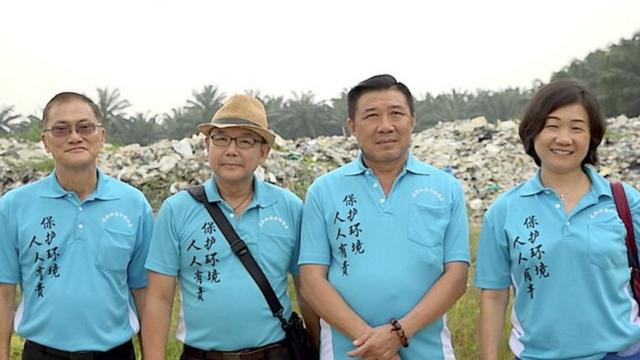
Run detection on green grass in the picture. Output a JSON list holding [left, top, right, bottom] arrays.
[[448, 228, 513, 359], [8, 228, 512, 359]]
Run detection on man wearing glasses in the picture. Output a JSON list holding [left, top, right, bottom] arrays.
[[0, 92, 154, 359], [142, 94, 318, 359]]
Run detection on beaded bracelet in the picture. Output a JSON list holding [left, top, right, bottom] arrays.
[[389, 318, 409, 348]]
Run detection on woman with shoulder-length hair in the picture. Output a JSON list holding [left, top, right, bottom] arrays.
[[475, 78, 640, 360]]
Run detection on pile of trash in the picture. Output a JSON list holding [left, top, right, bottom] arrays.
[[2, 115, 639, 225]]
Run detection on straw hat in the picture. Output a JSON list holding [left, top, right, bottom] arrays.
[[197, 94, 275, 145]]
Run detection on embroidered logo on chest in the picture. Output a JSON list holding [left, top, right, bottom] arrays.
[[589, 207, 616, 220], [101, 211, 133, 228], [411, 187, 444, 202], [259, 215, 289, 230]]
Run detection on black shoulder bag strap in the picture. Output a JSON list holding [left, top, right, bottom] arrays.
[[187, 185, 289, 329]]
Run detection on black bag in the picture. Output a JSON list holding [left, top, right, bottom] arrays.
[[188, 186, 318, 360], [283, 311, 317, 360]]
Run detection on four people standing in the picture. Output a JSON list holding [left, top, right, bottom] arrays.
[[1, 77, 639, 360]]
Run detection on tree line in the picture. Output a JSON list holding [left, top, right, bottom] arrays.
[[1, 31, 638, 145]]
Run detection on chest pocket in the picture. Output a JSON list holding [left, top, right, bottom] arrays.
[[408, 202, 449, 248], [96, 228, 134, 272], [256, 231, 296, 278], [587, 222, 627, 270]]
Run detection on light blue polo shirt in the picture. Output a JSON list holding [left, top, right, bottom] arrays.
[[0, 169, 154, 351], [475, 166, 640, 360], [299, 152, 470, 360], [145, 176, 302, 351]]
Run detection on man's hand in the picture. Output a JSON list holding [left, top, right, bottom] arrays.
[[347, 324, 402, 359]]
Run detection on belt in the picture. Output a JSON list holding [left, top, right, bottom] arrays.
[[183, 340, 289, 360], [24, 340, 132, 360]]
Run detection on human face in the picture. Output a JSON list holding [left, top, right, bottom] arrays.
[[41, 99, 105, 172], [347, 89, 415, 170], [533, 103, 590, 176], [205, 127, 270, 187]]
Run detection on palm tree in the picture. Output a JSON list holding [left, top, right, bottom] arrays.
[[328, 90, 348, 136], [433, 89, 476, 122], [186, 85, 225, 122], [471, 88, 530, 122], [124, 113, 162, 145], [11, 114, 42, 142], [0, 105, 21, 135], [276, 91, 339, 139], [415, 90, 476, 127], [96, 87, 131, 130], [108, 112, 162, 145], [162, 107, 194, 140], [261, 95, 285, 135], [415, 93, 439, 131]]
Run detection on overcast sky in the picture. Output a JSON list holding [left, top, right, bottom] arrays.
[[1, 0, 638, 117]]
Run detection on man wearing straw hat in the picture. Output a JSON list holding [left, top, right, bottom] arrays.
[[142, 94, 318, 359]]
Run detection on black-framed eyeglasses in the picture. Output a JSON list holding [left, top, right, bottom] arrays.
[[43, 121, 102, 138], [209, 134, 264, 149]]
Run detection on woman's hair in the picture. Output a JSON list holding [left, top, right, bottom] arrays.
[[519, 78, 606, 166]]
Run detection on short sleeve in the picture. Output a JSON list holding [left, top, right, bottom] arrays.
[[145, 199, 181, 276]]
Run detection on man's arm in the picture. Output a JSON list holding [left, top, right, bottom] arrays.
[[348, 261, 469, 359], [132, 288, 146, 321], [300, 264, 371, 340], [479, 288, 510, 360], [293, 276, 320, 349], [0, 284, 16, 360], [141, 272, 176, 360], [131, 287, 146, 357]]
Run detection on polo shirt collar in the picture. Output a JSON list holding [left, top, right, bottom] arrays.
[[39, 168, 119, 200], [204, 175, 277, 209], [405, 152, 431, 175], [344, 151, 430, 176], [584, 166, 612, 199], [519, 166, 611, 199], [343, 153, 368, 176], [519, 171, 546, 197]]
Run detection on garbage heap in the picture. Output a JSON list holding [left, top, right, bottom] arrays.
[[1, 115, 639, 226]]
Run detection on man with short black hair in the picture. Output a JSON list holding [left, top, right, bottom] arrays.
[[0, 92, 154, 360], [299, 74, 470, 359]]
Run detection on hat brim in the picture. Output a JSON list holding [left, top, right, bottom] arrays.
[[197, 122, 276, 146]]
